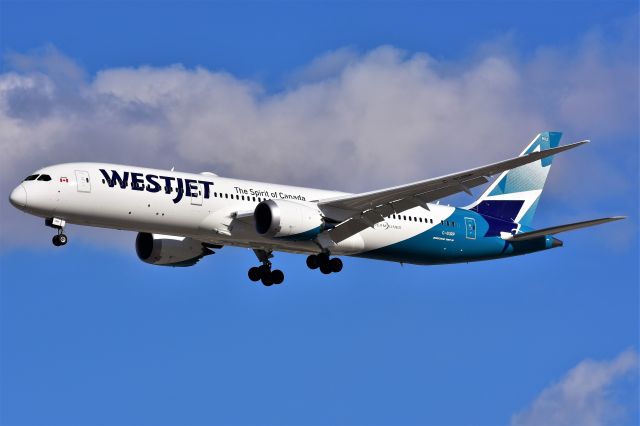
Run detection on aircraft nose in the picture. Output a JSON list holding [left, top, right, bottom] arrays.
[[9, 184, 27, 208]]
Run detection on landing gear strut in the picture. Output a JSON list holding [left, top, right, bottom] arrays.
[[306, 253, 343, 274], [248, 249, 284, 286], [46, 217, 68, 247]]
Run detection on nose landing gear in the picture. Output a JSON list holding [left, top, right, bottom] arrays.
[[52, 233, 68, 247], [46, 217, 68, 247], [248, 249, 285, 286], [306, 253, 343, 274]]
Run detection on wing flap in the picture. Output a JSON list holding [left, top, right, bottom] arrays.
[[329, 218, 372, 243]]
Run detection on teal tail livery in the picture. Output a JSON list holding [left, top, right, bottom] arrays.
[[8, 131, 626, 286], [467, 131, 562, 228]]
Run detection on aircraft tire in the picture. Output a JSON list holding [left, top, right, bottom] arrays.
[[261, 275, 274, 286], [320, 264, 332, 275], [306, 255, 319, 269], [248, 267, 261, 282], [317, 253, 330, 268], [329, 258, 343, 273], [52, 235, 61, 246], [58, 234, 68, 245], [271, 269, 284, 284], [258, 264, 271, 278]]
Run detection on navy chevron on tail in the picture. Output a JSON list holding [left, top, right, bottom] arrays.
[[467, 131, 565, 227]]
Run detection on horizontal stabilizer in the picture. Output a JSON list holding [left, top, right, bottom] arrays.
[[507, 216, 625, 241]]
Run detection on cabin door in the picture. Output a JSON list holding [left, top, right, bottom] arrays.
[[75, 170, 91, 193], [191, 183, 203, 206], [464, 217, 476, 240]]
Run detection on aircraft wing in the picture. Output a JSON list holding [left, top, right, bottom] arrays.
[[505, 216, 625, 241], [317, 140, 588, 244]]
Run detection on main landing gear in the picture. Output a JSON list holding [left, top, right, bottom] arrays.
[[248, 249, 285, 286], [46, 217, 68, 247], [306, 253, 343, 274]]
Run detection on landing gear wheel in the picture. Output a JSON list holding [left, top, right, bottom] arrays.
[[317, 253, 330, 268], [52, 235, 61, 246], [261, 275, 274, 286], [251, 249, 284, 286], [329, 257, 343, 273], [258, 264, 271, 279], [320, 263, 332, 274], [271, 269, 285, 285], [248, 267, 261, 282], [306, 255, 319, 270], [58, 234, 68, 246]]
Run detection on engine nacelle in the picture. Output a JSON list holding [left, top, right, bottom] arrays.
[[135, 233, 213, 267], [254, 199, 325, 240]]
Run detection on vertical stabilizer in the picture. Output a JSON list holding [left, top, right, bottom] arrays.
[[468, 131, 562, 226]]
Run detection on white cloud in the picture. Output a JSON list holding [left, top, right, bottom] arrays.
[[0, 20, 637, 248], [511, 349, 639, 426]]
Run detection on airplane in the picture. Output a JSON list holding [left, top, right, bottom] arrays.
[[9, 132, 624, 286]]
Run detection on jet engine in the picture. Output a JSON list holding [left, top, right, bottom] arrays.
[[254, 199, 325, 240], [135, 232, 214, 266]]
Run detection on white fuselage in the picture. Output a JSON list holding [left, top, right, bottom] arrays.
[[12, 162, 456, 258]]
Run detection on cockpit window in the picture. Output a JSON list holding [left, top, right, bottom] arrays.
[[24, 174, 39, 181], [37, 174, 52, 181]]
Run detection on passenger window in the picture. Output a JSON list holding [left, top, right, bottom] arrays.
[[37, 174, 51, 181], [403, 215, 406, 221], [430, 219, 433, 224]]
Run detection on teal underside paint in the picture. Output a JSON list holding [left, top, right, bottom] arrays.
[[276, 225, 323, 241], [357, 208, 557, 265]]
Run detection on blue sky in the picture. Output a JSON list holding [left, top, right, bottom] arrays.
[[1, 1, 638, 425]]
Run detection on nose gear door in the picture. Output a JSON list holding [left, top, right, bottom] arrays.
[[75, 170, 91, 193], [464, 217, 476, 240]]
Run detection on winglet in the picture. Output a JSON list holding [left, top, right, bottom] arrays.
[[537, 139, 588, 157]]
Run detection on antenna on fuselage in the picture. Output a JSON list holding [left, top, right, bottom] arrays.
[[171, 167, 175, 171]]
